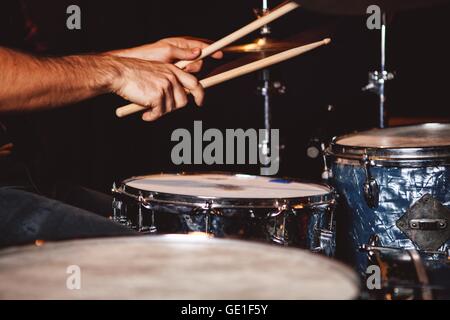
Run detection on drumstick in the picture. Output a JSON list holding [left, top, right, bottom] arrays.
[[175, 1, 300, 69], [116, 38, 331, 118]]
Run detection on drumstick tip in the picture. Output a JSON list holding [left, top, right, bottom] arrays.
[[116, 109, 125, 118], [323, 38, 331, 45]]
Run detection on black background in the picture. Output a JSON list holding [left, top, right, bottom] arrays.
[[1, 0, 449, 194]]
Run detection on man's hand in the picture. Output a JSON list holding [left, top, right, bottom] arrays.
[[0, 45, 208, 122], [110, 37, 223, 73], [111, 58, 204, 122]]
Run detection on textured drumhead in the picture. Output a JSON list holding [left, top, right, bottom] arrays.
[[337, 123, 450, 148], [125, 173, 330, 198], [0, 235, 359, 300]]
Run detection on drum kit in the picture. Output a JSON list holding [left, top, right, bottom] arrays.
[[1, 0, 449, 300]]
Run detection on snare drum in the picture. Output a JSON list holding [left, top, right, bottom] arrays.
[[112, 173, 336, 255], [328, 124, 450, 274]]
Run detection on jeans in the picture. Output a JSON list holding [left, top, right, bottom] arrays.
[[0, 187, 136, 248]]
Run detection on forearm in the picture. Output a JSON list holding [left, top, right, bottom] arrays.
[[0, 47, 120, 113]]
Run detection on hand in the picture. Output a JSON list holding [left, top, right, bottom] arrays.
[[110, 37, 223, 73], [0, 143, 13, 158], [111, 57, 204, 122]]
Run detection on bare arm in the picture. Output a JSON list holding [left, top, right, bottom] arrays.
[[0, 47, 118, 112], [0, 45, 205, 121]]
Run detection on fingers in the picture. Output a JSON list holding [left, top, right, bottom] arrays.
[[141, 68, 203, 122], [141, 94, 164, 122], [169, 65, 204, 107], [141, 69, 192, 122], [180, 38, 224, 60], [211, 50, 224, 59], [142, 109, 162, 122], [169, 45, 202, 62], [184, 60, 203, 73]]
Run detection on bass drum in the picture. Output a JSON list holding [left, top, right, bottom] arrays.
[[112, 173, 337, 255]]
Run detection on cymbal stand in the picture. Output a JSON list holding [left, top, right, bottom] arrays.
[[257, 0, 285, 175], [363, 12, 394, 128]]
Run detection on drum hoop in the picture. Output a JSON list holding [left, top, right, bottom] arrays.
[[327, 144, 450, 167], [117, 172, 335, 210], [327, 123, 450, 167]]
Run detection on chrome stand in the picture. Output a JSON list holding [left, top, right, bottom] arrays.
[[257, 1, 285, 175], [363, 12, 394, 128]]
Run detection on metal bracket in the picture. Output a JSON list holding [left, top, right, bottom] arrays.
[[257, 81, 286, 96], [362, 155, 379, 208], [362, 70, 395, 94], [396, 194, 450, 251]]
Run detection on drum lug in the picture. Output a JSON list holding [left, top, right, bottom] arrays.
[[362, 155, 379, 208], [111, 188, 132, 227], [138, 194, 157, 233], [269, 202, 290, 218], [312, 229, 335, 256], [268, 204, 291, 245], [111, 200, 133, 229]]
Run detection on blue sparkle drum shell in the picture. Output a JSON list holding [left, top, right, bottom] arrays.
[[327, 124, 450, 275]]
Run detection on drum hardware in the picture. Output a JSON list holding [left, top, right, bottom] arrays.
[[190, 200, 223, 234], [138, 193, 157, 233], [301, 0, 450, 128], [111, 183, 133, 228], [396, 194, 450, 251], [314, 228, 335, 256], [360, 237, 442, 300], [304, 105, 336, 180], [407, 249, 433, 300], [360, 235, 449, 257], [321, 142, 333, 180], [269, 211, 288, 245], [256, 1, 283, 176], [312, 202, 336, 255], [257, 79, 286, 96], [362, 154, 379, 208], [361, 11, 394, 128]]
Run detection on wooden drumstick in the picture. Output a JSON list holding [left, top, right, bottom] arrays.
[[116, 38, 331, 118], [175, 1, 300, 69]]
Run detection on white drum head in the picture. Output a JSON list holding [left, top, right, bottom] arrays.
[[124, 173, 330, 199], [336, 123, 450, 148], [0, 235, 359, 300]]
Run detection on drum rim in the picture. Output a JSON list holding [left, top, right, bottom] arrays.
[[327, 123, 450, 166], [116, 172, 336, 209]]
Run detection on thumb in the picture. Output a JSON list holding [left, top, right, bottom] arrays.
[[170, 46, 201, 61]]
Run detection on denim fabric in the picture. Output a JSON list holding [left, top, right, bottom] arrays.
[[0, 187, 137, 248]]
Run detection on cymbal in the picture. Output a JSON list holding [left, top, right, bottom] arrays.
[[0, 235, 360, 299], [298, 0, 450, 15], [224, 37, 307, 54], [211, 25, 335, 76]]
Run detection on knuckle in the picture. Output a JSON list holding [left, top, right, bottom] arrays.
[[180, 96, 189, 106], [159, 78, 171, 90], [166, 73, 177, 83]]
